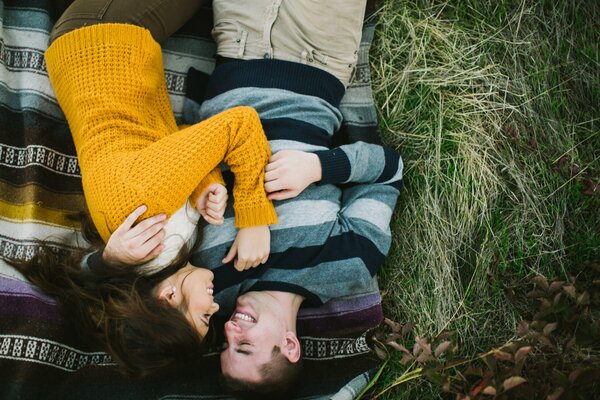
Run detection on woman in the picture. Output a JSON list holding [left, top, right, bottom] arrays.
[[13, 0, 276, 377]]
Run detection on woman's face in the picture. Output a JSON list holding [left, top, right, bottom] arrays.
[[156, 263, 220, 337]]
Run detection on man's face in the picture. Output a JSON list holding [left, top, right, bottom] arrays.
[[220, 292, 287, 382]]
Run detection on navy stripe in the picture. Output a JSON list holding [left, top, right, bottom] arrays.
[[332, 124, 381, 147], [315, 149, 351, 184], [376, 147, 401, 183], [208, 231, 384, 292], [262, 118, 331, 147], [205, 59, 345, 107], [390, 179, 404, 191]]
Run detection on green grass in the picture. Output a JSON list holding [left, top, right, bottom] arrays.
[[369, 0, 599, 398]]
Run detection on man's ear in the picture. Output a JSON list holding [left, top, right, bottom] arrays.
[[283, 332, 301, 363]]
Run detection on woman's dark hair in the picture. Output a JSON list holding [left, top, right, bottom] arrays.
[[9, 213, 206, 377]]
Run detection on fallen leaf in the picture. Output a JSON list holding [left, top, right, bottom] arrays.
[[502, 376, 527, 391]]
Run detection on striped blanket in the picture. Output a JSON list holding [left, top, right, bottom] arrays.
[[0, 1, 384, 398]]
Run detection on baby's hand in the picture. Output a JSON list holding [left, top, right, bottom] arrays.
[[103, 205, 166, 265], [222, 226, 270, 271], [196, 183, 228, 225]]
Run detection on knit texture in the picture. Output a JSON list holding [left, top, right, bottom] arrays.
[[44, 24, 277, 242]]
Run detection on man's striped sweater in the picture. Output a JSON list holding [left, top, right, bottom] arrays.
[[185, 59, 403, 315]]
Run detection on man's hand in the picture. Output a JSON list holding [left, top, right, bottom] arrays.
[[103, 205, 166, 265], [222, 225, 270, 271], [196, 183, 228, 224], [264, 150, 322, 200]]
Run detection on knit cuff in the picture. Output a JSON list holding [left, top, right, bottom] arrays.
[[314, 149, 352, 184], [189, 168, 226, 207], [234, 202, 278, 228]]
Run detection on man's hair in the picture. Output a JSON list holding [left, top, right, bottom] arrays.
[[221, 345, 304, 400]]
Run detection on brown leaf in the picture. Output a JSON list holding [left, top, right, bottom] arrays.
[[470, 376, 491, 397], [570, 163, 581, 176], [386, 333, 402, 342], [564, 335, 576, 352], [553, 292, 563, 306], [412, 342, 421, 357], [415, 336, 432, 355], [493, 351, 513, 362], [482, 386, 496, 396], [547, 387, 565, 400], [517, 320, 530, 337], [577, 291, 590, 306], [562, 285, 577, 299], [434, 341, 452, 358], [529, 137, 539, 150], [582, 177, 599, 196], [543, 322, 559, 336], [442, 381, 452, 392], [527, 289, 546, 298], [374, 344, 388, 360], [557, 155, 570, 168], [568, 368, 584, 383], [548, 280, 565, 293], [415, 352, 434, 363], [514, 346, 533, 363], [384, 318, 402, 333], [386, 341, 410, 354], [400, 354, 414, 365], [387, 341, 411, 355], [401, 322, 416, 337], [502, 376, 527, 391], [435, 330, 453, 341], [539, 298, 552, 310], [531, 275, 549, 291], [538, 335, 555, 349]]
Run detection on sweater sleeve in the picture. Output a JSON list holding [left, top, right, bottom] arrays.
[[314, 141, 403, 189]]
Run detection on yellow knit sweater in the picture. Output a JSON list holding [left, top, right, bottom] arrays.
[[45, 24, 277, 242]]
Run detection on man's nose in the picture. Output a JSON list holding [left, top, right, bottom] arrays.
[[224, 320, 242, 336]]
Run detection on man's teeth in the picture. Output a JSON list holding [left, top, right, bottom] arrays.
[[234, 312, 255, 322], [207, 288, 214, 295]]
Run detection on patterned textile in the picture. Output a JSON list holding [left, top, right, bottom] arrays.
[[0, 1, 384, 398]]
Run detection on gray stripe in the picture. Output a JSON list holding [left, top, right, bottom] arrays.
[[0, 83, 63, 120], [197, 87, 342, 132]]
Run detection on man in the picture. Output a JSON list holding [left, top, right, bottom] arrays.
[[196, 143, 402, 397]]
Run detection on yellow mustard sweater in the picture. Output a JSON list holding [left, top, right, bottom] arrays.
[[44, 24, 277, 242]]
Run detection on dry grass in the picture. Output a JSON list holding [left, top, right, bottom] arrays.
[[370, 1, 599, 398]]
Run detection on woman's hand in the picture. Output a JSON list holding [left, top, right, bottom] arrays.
[[196, 183, 228, 224], [221, 225, 270, 271], [102, 205, 166, 265], [264, 150, 322, 200]]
